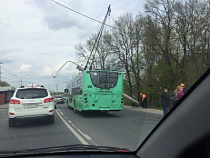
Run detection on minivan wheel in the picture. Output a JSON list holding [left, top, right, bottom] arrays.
[[49, 115, 54, 124], [9, 118, 15, 127]]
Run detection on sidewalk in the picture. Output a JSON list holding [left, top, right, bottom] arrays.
[[0, 104, 8, 109], [124, 105, 163, 115]]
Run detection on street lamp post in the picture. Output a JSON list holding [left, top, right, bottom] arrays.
[[0, 62, 3, 81], [53, 60, 83, 78], [12, 74, 22, 87]]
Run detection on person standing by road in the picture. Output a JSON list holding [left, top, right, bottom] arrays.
[[140, 92, 147, 108], [180, 83, 187, 94], [177, 86, 184, 100], [161, 88, 170, 116], [143, 93, 147, 108], [171, 86, 181, 108]]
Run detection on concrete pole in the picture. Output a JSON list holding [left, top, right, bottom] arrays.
[[122, 93, 140, 106]]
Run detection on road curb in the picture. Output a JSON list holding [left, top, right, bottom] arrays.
[[124, 105, 163, 115], [0, 104, 8, 109]]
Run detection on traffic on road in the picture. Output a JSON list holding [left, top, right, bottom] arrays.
[[0, 103, 162, 151]]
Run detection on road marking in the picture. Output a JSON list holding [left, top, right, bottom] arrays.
[[71, 124, 92, 140], [68, 120, 72, 124], [57, 108, 64, 115], [77, 129, 92, 140], [56, 109, 88, 145]]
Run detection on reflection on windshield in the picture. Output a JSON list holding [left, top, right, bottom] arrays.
[[0, 0, 208, 155]]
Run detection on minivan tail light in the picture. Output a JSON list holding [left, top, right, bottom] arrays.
[[9, 99, 20, 104], [44, 98, 54, 103]]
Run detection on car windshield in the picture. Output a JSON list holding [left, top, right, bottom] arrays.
[[0, 0, 209, 155]]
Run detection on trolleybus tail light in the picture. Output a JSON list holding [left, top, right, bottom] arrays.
[[85, 100, 88, 103], [9, 99, 20, 104], [92, 104, 95, 106], [121, 97, 124, 103], [49, 110, 54, 113], [84, 93, 87, 96], [9, 112, 15, 115]]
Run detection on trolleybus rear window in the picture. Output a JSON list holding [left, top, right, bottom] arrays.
[[89, 71, 119, 89]]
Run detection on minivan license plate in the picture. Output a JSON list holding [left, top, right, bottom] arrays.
[[24, 105, 38, 108]]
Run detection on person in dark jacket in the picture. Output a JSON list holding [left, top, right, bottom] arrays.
[[161, 88, 170, 116]]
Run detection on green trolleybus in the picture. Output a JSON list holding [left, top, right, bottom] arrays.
[[65, 70, 124, 113]]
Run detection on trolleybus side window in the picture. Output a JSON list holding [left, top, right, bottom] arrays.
[[72, 87, 82, 95]]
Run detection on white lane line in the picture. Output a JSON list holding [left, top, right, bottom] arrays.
[[57, 108, 64, 115], [57, 109, 64, 115], [68, 120, 72, 124], [77, 129, 92, 140], [71, 124, 91, 140], [56, 109, 89, 145]]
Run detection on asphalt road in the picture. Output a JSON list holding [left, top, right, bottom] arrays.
[[0, 104, 162, 151]]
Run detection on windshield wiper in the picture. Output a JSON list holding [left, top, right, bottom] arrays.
[[47, 144, 131, 152], [0, 144, 131, 156]]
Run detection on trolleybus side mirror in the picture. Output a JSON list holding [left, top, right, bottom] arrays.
[[64, 89, 69, 93]]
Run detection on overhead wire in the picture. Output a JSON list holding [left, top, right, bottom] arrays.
[[84, 5, 111, 70], [50, 0, 120, 31]]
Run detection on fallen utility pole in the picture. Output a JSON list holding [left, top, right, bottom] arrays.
[[122, 93, 140, 106]]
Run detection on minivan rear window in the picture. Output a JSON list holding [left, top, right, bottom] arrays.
[[16, 89, 48, 99]]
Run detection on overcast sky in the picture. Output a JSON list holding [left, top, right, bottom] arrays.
[[0, 0, 146, 92]]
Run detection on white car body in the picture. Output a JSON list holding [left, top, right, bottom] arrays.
[[8, 86, 55, 127]]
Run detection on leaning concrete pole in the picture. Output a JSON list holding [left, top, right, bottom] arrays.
[[122, 93, 140, 106]]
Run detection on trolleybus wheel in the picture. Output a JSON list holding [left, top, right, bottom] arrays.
[[74, 101, 77, 113]]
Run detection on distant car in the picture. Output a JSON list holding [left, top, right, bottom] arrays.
[[54, 96, 65, 104], [8, 85, 55, 127]]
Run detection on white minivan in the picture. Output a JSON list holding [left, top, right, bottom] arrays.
[[8, 85, 55, 127]]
